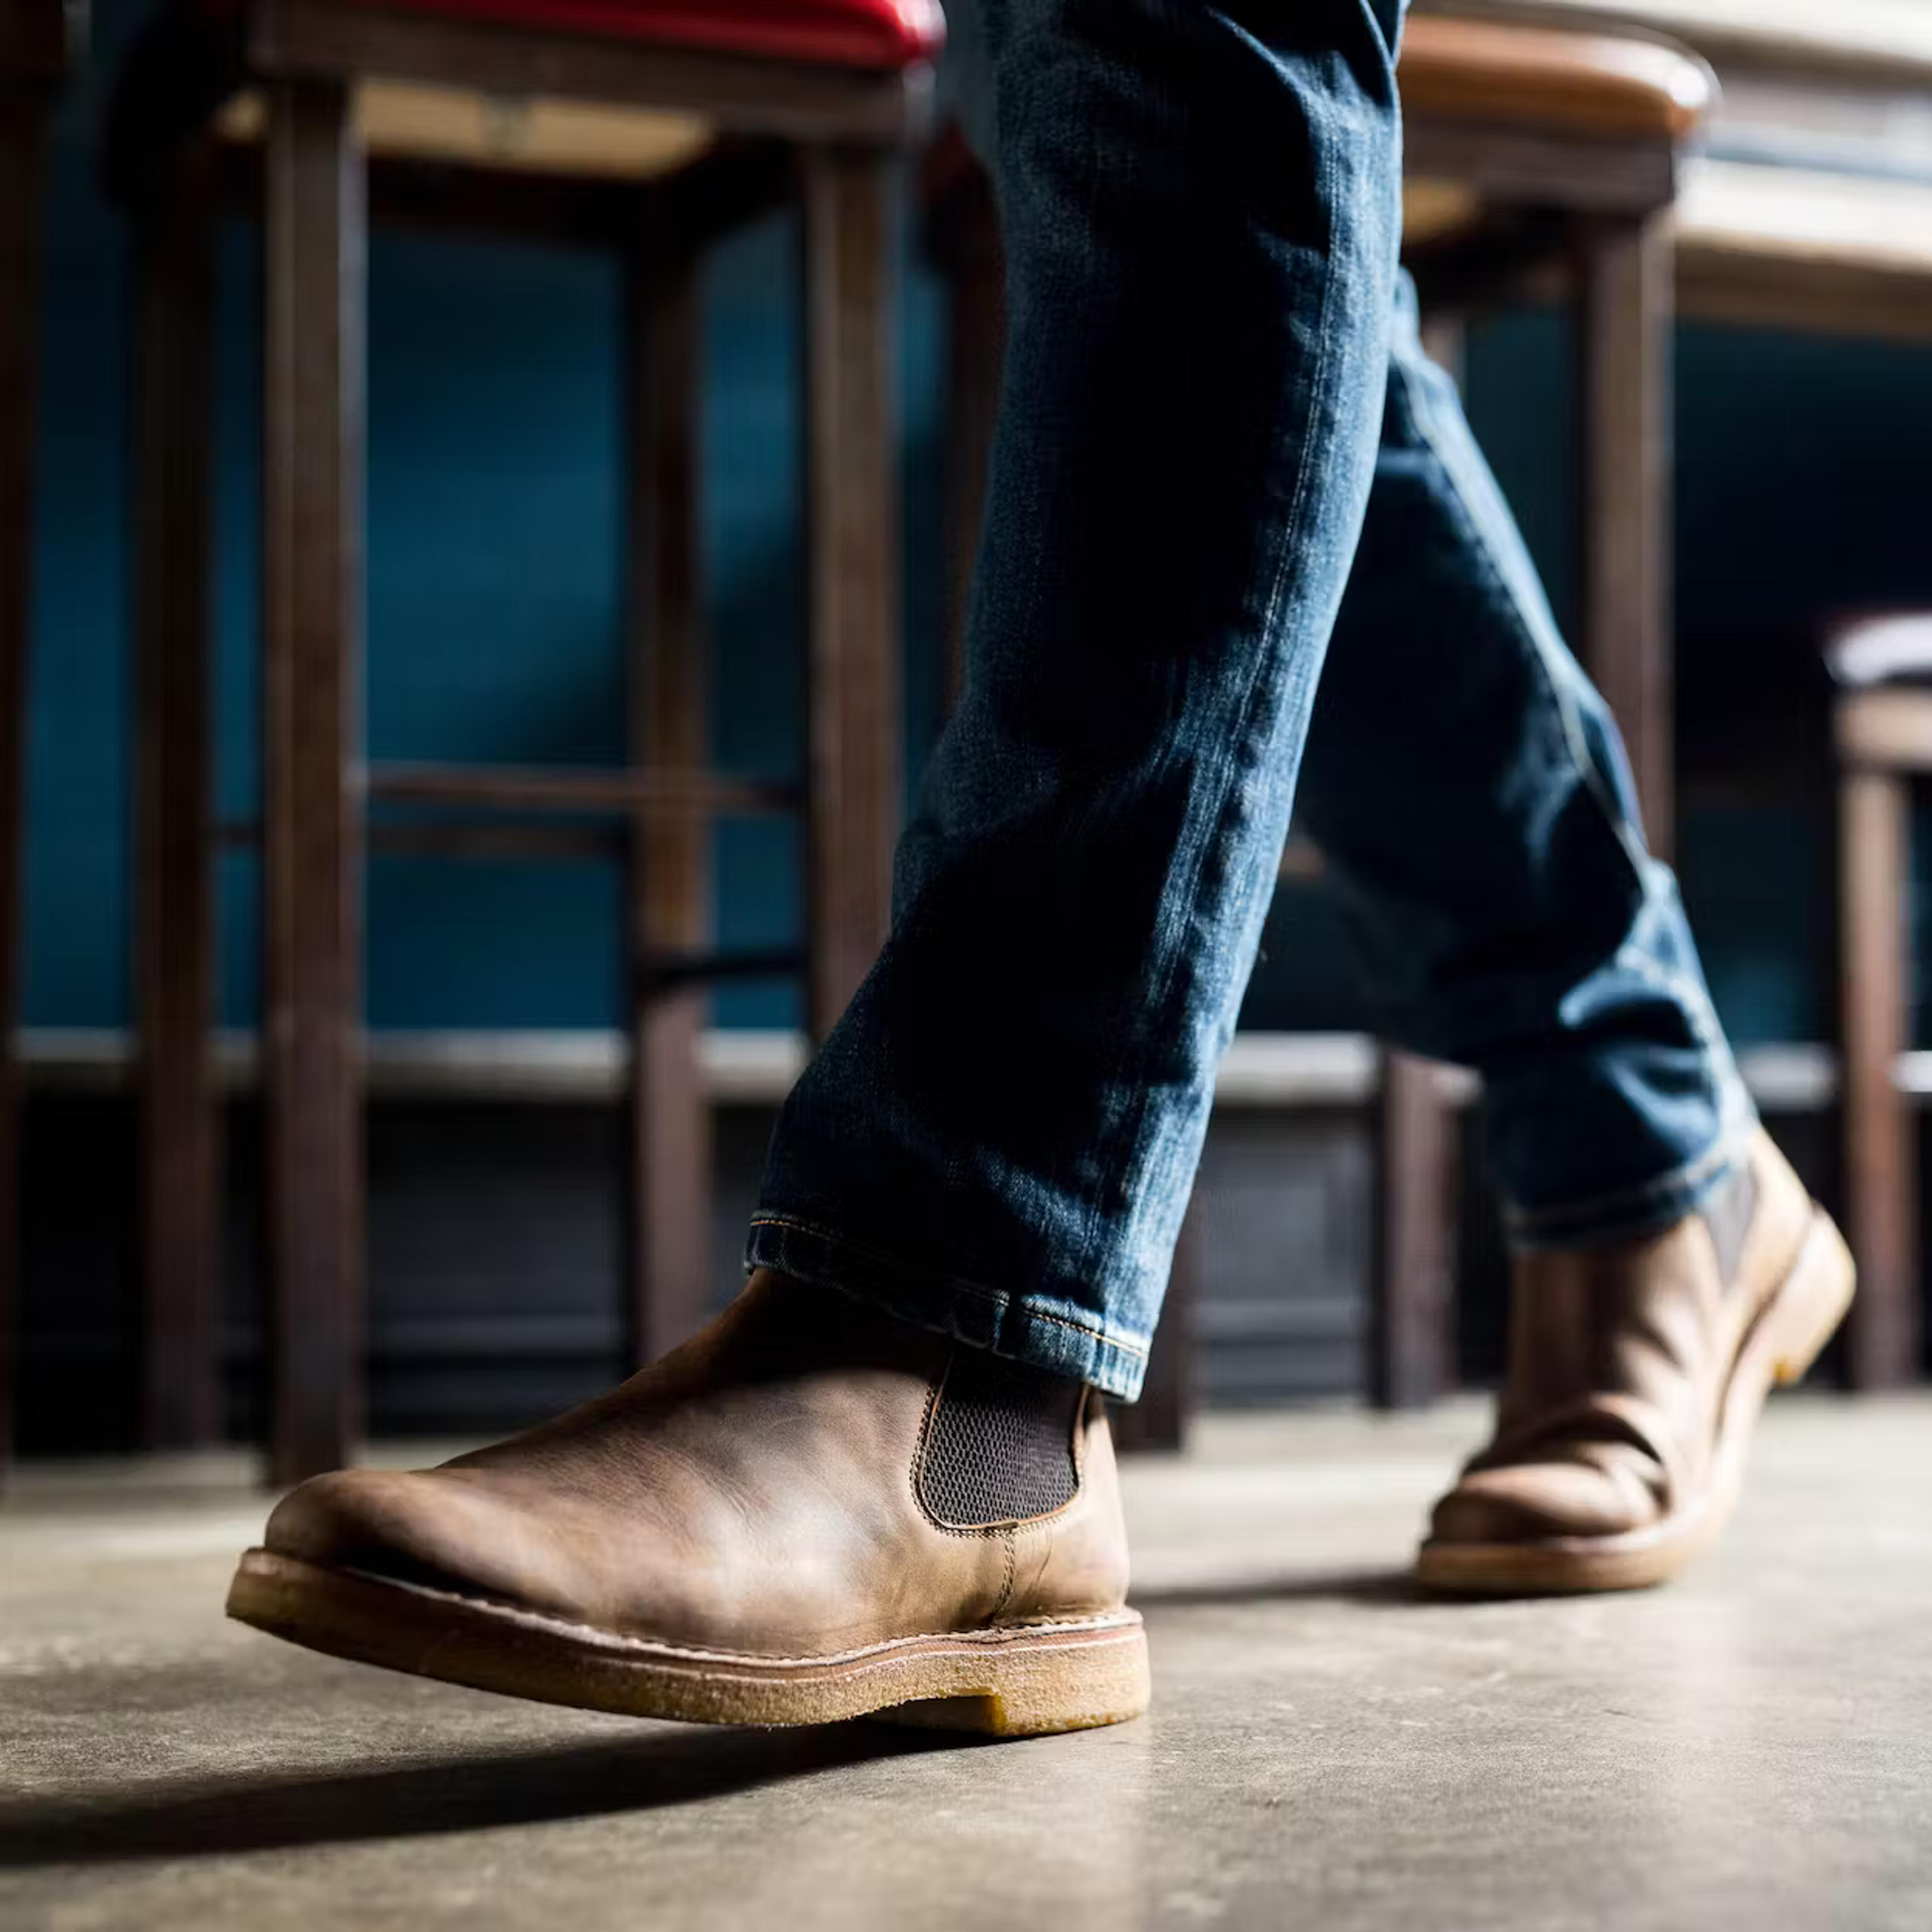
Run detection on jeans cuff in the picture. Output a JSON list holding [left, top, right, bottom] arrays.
[[743, 1214, 1152, 1400], [1501, 1112, 1759, 1251]]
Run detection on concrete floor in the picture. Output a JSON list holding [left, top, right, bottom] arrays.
[[5, 1397, 1930, 1932]]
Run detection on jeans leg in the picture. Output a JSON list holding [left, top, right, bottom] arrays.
[[749, 0, 1406, 1396], [1296, 278, 1757, 1249]]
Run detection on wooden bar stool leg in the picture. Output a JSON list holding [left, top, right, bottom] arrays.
[[623, 231, 711, 1365], [0, 88, 48, 1481], [1366, 311, 1465, 1415], [1371, 1048, 1458, 1408], [1840, 767, 1919, 1388], [1576, 208, 1673, 852], [134, 148, 223, 1448], [800, 145, 898, 1040], [261, 79, 365, 1483]]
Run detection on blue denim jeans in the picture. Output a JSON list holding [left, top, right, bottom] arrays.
[[746, 0, 1755, 1398]]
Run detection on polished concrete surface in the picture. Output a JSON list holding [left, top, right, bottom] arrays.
[[5, 1396, 1930, 1931]]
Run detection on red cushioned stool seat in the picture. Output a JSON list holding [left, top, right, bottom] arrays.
[[344, 0, 945, 69]]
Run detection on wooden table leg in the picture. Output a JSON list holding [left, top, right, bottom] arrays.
[[261, 79, 365, 1483], [1840, 767, 1920, 1388], [134, 147, 222, 1449], [1576, 209, 1673, 854], [1371, 1048, 1458, 1409], [623, 230, 711, 1366], [799, 145, 899, 1040], [0, 90, 47, 1482]]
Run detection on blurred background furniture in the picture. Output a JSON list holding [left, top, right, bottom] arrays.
[[1420, 2, 1932, 351], [1828, 613, 1932, 1392], [107, 0, 937, 1481], [9, 3, 1928, 1469], [925, 11, 1714, 1433], [0, 0, 81, 1482]]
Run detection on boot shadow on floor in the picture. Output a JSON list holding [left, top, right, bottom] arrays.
[[0, 1722, 983, 1868], [1129, 1566, 1417, 1612]]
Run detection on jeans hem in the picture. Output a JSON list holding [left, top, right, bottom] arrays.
[[1501, 1110, 1758, 1251], [743, 1215, 1152, 1401]]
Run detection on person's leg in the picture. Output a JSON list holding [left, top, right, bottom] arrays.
[[1297, 277, 1754, 1237], [750, 0, 1407, 1399], [1296, 284, 1853, 1593], [226, 0, 1410, 1729]]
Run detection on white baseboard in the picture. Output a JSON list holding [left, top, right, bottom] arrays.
[[8, 1026, 1860, 1111]]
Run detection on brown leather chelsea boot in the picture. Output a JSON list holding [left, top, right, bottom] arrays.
[[1417, 1127, 1854, 1595], [226, 1272, 1148, 1736]]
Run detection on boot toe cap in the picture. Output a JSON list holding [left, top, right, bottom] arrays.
[[265, 1468, 536, 1602], [1428, 1460, 1653, 1548]]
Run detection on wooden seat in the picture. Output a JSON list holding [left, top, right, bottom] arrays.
[[109, 0, 932, 1481], [1400, 16, 1712, 143], [1421, 2, 1932, 345]]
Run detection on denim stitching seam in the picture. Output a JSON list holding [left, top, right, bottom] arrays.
[[1502, 1128, 1749, 1238], [747, 1214, 1154, 1361]]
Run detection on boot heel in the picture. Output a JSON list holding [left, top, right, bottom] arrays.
[[1770, 1213, 1858, 1386], [874, 1621, 1151, 1738]]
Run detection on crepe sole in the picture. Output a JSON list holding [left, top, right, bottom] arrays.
[[227, 1550, 1150, 1737]]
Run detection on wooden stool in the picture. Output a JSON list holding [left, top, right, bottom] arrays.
[[1828, 614, 1932, 1389], [924, 12, 1711, 1423], [107, 0, 939, 1481], [0, 0, 79, 1482]]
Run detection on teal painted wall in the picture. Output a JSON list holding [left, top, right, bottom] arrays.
[[24, 3, 1932, 1050]]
